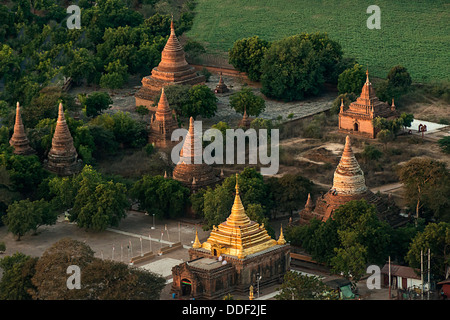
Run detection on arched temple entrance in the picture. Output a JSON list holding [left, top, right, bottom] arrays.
[[353, 122, 359, 132], [181, 278, 192, 296]]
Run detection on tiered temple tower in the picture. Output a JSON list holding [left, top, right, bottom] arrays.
[[172, 116, 218, 192], [299, 136, 404, 226], [135, 19, 205, 110], [171, 175, 290, 299], [44, 103, 82, 176], [9, 102, 35, 155], [148, 87, 179, 148], [339, 70, 398, 138]]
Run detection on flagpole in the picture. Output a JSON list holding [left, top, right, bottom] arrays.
[[149, 234, 152, 252], [130, 240, 133, 258], [388, 256, 391, 299]]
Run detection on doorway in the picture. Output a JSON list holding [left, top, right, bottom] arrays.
[[181, 279, 192, 296], [353, 122, 359, 132]]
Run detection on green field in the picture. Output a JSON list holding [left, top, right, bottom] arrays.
[[186, 0, 450, 82]]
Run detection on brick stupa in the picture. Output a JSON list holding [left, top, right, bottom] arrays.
[[214, 72, 229, 93], [44, 103, 82, 176], [9, 102, 35, 155], [135, 19, 205, 111], [238, 108, 251, 129], [299, 136, 404, 227], [172, 117, 218, 192], [339, 70, 398, 138], [148, 87, 179, 148]]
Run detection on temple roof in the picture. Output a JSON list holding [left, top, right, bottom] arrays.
[[332, 136, 367, 195], [359, 70, 377, 103], [199, 174, 278, 259]]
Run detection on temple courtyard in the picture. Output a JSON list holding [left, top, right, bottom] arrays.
[[0, 207, 392, 300]]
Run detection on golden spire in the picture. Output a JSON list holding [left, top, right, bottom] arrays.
[[226, 174, 251, 227], [192, 229, 201, 249], [198, 172, 277, 259], [249, 285, 254, 300], [277, 224, 286, 245]]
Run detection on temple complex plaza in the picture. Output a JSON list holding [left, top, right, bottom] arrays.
[[0, 200, 390, 300]]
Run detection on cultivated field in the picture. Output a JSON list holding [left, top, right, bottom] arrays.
[[186, 0, 450, 82]]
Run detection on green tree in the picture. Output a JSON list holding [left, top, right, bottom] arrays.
[[80, 91, 113, 118], [184, 39, 206, 60], [376, 129, 394, 150], [3, 199, 45, 240], [376, 65, 412, 102], [337, 64, 366, 95], [30, 238, 166, 300], [0, 152, 45, 194], [397, 158, 450, 222], [152, 85, 190, 117], [64, 48, 100, 85], [70, 166, 129, 231], [0, 252, 38, 300], [405, 222, 450, 280], [261, 35, 325, 101], [99, 59, 128, 91], [438, 136, 450, 154], [183, 84, 217, 119], [275, 271, 339, 300], [330, 230, 367, 282], [267, 174, 313, 217], [229, 87, 265, 117], [228, 36, 270, 81], [130, 174, 190, 219], [360, 144, 383, 164]]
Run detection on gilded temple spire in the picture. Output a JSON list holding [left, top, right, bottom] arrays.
[[277, 225, 286, 245], [192, 229, 202, 249]]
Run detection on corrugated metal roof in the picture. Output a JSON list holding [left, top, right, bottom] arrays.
[[381, 264, 421, 280]]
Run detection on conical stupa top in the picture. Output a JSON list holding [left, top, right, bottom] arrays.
[[277, 225, 286, 245], [50, 102, 76, 153], [12, 102, 26, 138], [163, 16, 183, 52], [305, 193, 314, 210], [158, 88, 170, 111], [10, 102, 34, 155], [179, 116, 201, 161], [192, 229, 202, 249], [155, 87, 173, 123], [332, 136, 367, 195], [226, 174, 251, 227], [359, 69, 377, 103]]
